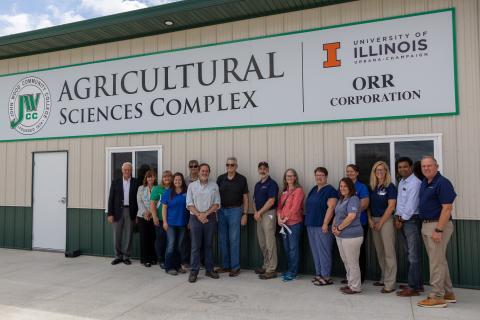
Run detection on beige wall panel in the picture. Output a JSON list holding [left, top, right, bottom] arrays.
[[364, 120, 386, 136], [185, 29, 199, 47], [427, 0, 452, 10], [404, 0, 427, 13], [35, 140, 48, 152], [361, 0, 383, 18], [5, 144, 16, 205], [248, 17, 266, 37], [116, 135, 131, 147], [304, 124, 325, 188], [143, 133, 158, 146], [386, 119, 409, 135], [27, 55, 39, 70], [91, 137, 105, 208], [323, 123, 345, 183], [285, 125, 306, 186], [48, 51, 60, 68], [105, 42, 118, 59], [79, 138, 93, 208], [156, 133, 172, 171], [68, 139, 81, 208], [200, 130, 218, 175], [265, 15, 284, 35], [129, 134, 144, 146], [321, 2, 342, 26], [93, 44, 107, 61], [14, 142, 26, 205], [70, 48, 82, 64], [46, 139, 58, 151], [283, 11, 302, 32], [232, 20, 249, 40], [157, 34, 172, 51], [340, 0, 362, 23], [343, 122, 364, 138], [302, 7, 321, 29], [59, 50, 71, 66], [143, 35, 158, 53], [201, 25, 217, 44], [24, 141, 36, 207], [216, 129, 234, 171], [170, 132, 186, 174], [216, 23, 233, 42], [131, 38, 144, 55], [185, 131, 201, 167], [0, 143, 6, 204], [248, 127, 267, 197], [233, 128, 251, 181], [38, 54, 48, 70], [266, 126, 285, 183], [8, 58, 17, 74], [118, 40, 132, 57], [408, 117, 432, 134], [17, 57, 28, 72], [0, 60, 9, 73]]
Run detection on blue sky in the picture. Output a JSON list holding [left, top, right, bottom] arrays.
[[0, 0, 179, 36]]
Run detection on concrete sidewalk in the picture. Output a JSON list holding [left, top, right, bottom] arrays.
[[0, 249, 478, 320]]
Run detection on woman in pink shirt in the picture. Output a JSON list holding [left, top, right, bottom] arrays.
[[277, 168, 305, 281]]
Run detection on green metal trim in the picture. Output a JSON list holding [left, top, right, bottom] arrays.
[[0, 206, 32, 250], [0, 8, 458, 143]]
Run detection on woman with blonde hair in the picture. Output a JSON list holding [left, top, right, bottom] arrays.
[[368, 161, 398, 293], [277, 168, 305, 281], [150, 170, 173, 269]]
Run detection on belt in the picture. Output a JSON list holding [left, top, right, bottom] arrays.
[[223, 205, 242, 209], [422, 219, 439, 223]]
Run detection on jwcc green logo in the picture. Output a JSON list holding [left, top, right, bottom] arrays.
[[8, 76, 51, 135]]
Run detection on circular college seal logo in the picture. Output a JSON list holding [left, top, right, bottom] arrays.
[[8, 76, 51, 135]]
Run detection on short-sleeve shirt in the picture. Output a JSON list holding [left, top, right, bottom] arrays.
[[253, 176, 279, 210], [186, 180, 221, 214], [161, 189, 189, 227], [369, 183, 397, 217], [304, 184, 338, 227], [354, 181, 369, 225], [150, 186, 167, 220], [217, 172, 249, 207], [419, 172, 456, 220], [334, 196, 363, 238]]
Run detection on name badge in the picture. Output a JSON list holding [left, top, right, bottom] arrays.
[[377, 190, 387, 196]]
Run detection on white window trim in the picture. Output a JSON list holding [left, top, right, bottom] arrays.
[[346, 134, 443, 179], [105, 145, 163, 212]]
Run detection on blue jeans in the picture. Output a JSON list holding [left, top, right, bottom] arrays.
[[165, 226, 186, 271], [282, 222, 303, 277], [154, 224, 167, 263], [218, 207, 242, 270], [190, 214, 217, 274], [307, 226, 333, 278], [401, 216, 423, 290]]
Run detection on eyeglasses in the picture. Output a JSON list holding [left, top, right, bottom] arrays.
[[189, 165, 198, 168], [226, 163, 236, 167]]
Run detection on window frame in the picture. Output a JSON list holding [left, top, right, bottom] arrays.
[[104, 145, 163, 212], [346, 133, 443, 182]]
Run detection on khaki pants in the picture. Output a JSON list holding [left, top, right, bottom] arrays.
[[371, 216, 397, 290], [256, 210, 278, 273], [422, 221, 454, 298], [336, 236, 363, 292]]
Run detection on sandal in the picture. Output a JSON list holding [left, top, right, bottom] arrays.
[[311, 276, 322, 283], [313, 277, 333, 286]]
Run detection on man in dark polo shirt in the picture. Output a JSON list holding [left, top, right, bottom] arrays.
[[253, 161, 279, 280], [417, 156, 457, 308], [215, 157, 249, 277]]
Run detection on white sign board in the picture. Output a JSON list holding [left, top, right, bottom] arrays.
[[0, 9, 457, 142]]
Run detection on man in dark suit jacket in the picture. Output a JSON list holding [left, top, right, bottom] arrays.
[[108, 162, 139, 265]]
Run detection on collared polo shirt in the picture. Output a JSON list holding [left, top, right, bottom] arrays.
[[369, 183, 397, 217], [419, 172, 456, 220], [161, 189, 189, 227], [304, 184, 338, 226], [354, 180, 369, 225], [334, 196, 363, 238], [186, 179, 221, 214], [150, 185, 167, 220], [253, 176, 279, 210], [217, 172, 249, 208]]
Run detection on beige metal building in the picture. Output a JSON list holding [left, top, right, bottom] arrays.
[[0, 0, 478, 288]]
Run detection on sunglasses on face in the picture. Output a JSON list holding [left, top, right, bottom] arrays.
[[226, 163, 236, 167], [189, 165, 198, 168]]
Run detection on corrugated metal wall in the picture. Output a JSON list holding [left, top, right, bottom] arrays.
[[0, 0, 479, 222]]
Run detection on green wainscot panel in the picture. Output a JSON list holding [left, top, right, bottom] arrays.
[[0, 206, 32, 250]]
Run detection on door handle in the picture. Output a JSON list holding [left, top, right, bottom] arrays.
[[59, 197, 67, 204]]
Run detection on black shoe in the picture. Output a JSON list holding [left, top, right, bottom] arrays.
[[151, 261, 158, 265], [144, 262, 151, 268], [188, 273, 198, 283], [229, 269, 240, 277], [159, 262, 165, 269], [341, 279, 348, 284], [123, 259, 132, 265], [254, 268, 266, 275], [205, 271, 219, 279], [259, 272, 277, 280], [111, 258, 123, 265]]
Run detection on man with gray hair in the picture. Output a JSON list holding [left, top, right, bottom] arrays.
[[216, 157, 249, 277], [107, 162, 139, 265]]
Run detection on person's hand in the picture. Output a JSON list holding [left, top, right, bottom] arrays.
[[153, 217, 160, 226], [373, 221, 383, 231], [163, 221, 168, 231], [254, 211, 261, 222], [368, 219, 375, 229], [135, 217, 139, 224], [277, 218, 283, 227], [394, 219, 403, 230], [432, 230, 443, 243], [197, 212, 208, 224], [107, 216, 114, 224], [144, 211, 151, 221], [321, 224, 329, 233], [241, 214, 248, 226], [332, 225, 340, 236]]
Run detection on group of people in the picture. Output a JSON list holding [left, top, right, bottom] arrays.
[[107, 155, 457, 308]]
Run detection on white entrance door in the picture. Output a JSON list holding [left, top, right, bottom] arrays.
[[33, 152, 67, 251]]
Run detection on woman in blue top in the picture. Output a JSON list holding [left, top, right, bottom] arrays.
[[305, 167, 337, 286], [345, 164, 369, 283], [368, 161, 398, 293], [333, 177, 363, 294], [161, 172, 189, 275]]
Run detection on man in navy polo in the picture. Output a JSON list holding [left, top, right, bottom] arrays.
[[253, 161, 279, 280], [417, 156, 456, 308]]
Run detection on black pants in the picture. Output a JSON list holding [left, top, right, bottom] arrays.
[[138, 217, 157, 264], [359, 224, 369, 282]]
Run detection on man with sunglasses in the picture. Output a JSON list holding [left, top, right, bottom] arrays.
[[186, 160, 200, 186], [215, 157, 249, 277]]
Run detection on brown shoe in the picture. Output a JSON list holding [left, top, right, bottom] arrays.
[[255, 268, 266, 275], [381, 288, 396, 294], [340, 286, 350, 292], [342, 288, 362, 295], [373, 281, 385, 287], [214, 267, 231, 274], [229, 269, 240, 277], [259, 272, 277, 280], [444, 292, 457, 303], [399, 284, 424, 292], [396, 288, 420, 297], [417, 297, 447, 308]]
